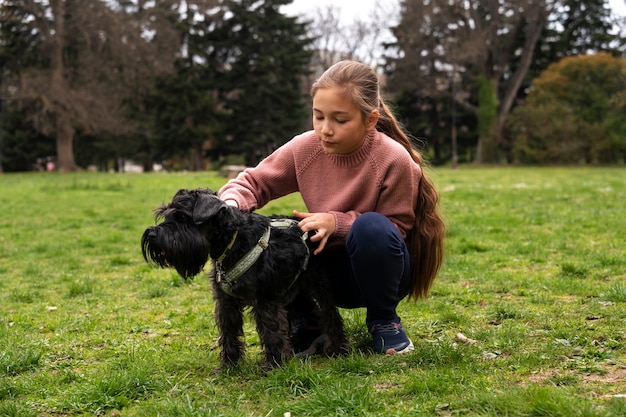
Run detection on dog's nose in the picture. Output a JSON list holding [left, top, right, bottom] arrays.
[[146, 227, 159, 239]]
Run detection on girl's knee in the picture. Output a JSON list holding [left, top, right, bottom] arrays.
[[351, 212, 391, 238], [348, 213, 404, 254]]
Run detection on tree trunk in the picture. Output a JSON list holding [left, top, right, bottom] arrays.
[[474, 76, 499, 164], [55, 113, 79, 172], [50, 0, 79, 172], [495, 5, 546, 154], [191, 142, 205, 171]]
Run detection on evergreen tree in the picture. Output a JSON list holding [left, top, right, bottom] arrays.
[[116, 0, 220, 172], [0, 101, 54, 172], [149, 61, 223, 171], [144, 0, 313, 169], [205, 0, 314, 165], [531, 0, 626, 79], [0, 1, 46, 172]]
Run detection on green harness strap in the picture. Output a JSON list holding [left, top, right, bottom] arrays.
[[215, 219, 309, 297]]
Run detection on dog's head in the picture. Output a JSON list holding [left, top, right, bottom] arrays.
[[141, 188, 227, 279]]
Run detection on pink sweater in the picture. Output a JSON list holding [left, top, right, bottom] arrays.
[[218, 130, 422, 246]]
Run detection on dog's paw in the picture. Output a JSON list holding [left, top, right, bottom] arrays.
[[323, 338, 349, 357], [261, 356, 288, 372]]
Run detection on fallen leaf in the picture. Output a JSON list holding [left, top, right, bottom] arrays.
[[456, 332, 478, 345]]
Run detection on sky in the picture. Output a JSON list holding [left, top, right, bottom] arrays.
[[282, 0, 626, 20], [281, 0, 626, 41], [280, 0, 388, 22], [609, 0, 626, 16]]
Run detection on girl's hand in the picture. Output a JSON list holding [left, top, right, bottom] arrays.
[[293, 210, 336, 255]]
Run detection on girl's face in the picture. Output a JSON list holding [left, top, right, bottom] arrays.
[[312, 87, 378, 155]]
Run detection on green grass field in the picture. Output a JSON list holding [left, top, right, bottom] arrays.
[[1, 167, 625, 416]]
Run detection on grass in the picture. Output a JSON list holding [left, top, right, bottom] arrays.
[[0, 167, 625, 416]]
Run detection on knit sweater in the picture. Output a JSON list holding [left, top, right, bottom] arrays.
[[218, 129, 422, 247]]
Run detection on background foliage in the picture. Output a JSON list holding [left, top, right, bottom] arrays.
[[509, 52, 626, 164], [1, 0, 625, 172]]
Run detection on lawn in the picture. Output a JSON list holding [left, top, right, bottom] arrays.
[[1, 167, 625, 416]]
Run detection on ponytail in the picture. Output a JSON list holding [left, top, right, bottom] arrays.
[[378, 97, 445, 299], [407, 172, 445, 299]]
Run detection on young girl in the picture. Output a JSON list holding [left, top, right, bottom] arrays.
[[219, 60, 445, 355]]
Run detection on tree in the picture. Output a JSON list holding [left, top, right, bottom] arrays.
[[0, 101, 53, 172], [0, 0, 46, 172], [0, 0, 180, 171], [387, 0, 550, 164], [141, 0, 312, 169], [149, 61, 223, 171], [285, 3, 399, 131], [123, 0, 220, 171], [303, 3, 398, 70], [532, 0, 626, 76], [201, 0, 314, 165], [508, 52, 626, 164]]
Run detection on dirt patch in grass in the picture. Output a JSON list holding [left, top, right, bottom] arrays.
[[585, 366, 626, 384], [526, 366, 626, 393]]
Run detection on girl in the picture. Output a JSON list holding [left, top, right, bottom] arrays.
[[219, 60, 445, 355]]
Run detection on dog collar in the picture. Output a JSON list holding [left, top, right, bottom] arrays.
[[217, 230, 239, 265]]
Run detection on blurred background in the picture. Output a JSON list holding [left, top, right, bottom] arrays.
[[0, 0, 625, 173]]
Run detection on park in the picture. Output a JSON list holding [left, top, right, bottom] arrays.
[[1, 167, 624, 415], [1, 0, 625, 415]]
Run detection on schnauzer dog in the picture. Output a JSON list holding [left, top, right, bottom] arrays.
[[141, 188, 346, 370]]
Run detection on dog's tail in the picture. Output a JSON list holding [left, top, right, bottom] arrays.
[[407, 169, 445, 300]]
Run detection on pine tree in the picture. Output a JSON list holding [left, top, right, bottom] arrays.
[[0, 1, 46, 172], [531, 0, 626, 79], [206, 0, 314, 165]]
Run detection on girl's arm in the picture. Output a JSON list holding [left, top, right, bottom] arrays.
[[218, 142, 299, 212]]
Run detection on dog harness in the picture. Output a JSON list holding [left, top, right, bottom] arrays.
[[215, 219, 310, 297]]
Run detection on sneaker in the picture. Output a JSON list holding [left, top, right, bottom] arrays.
[[369, 322, 415, 355], [290, 318, 327, 357]]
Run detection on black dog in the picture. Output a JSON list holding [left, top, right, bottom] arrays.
[[141, 188, 346, 370]]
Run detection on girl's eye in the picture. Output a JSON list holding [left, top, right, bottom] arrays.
[[313, 115, 347, 124]]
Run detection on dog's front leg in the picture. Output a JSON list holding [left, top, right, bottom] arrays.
[[252, 302, 291, 369], [314, 291, 348, 357], [214, 290, 246, 368]]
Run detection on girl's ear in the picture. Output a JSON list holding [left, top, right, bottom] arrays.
[[366, 109, 379, 130]]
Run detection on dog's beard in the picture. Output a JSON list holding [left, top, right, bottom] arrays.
[[141, 223, 210, 279]]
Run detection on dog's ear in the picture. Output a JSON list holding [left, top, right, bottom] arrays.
[[192, 192, 226, 224]]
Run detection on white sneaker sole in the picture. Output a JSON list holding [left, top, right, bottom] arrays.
[[384, 339, 414, 355]]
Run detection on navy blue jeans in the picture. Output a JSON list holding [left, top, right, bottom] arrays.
[[319, 212, 411, 327]]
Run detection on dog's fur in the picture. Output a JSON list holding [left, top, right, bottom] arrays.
[[141, 188, 346, 369]]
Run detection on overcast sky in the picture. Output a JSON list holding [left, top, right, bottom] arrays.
[[282, 0, 626, 20], [280, 0, 389, 21], [609, 0, 626, 16], [281, 0, 626, 40]]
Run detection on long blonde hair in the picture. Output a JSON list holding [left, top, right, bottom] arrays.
[[311, 60, 445, 299]]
